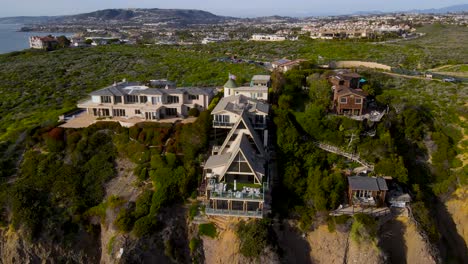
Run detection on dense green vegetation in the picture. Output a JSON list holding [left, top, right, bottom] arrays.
[[0, 108, 212, 242], [236, 220, 272, 258], [271, 60, 466, 241], [198, 223, 217, 238]]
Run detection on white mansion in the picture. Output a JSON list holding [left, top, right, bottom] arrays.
[[77, 80, 215, 120]]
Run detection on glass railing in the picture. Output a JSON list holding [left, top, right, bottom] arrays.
[[205, 208, 263, 217], [213, 121, 234, 127], [210, 190, 264, 201]]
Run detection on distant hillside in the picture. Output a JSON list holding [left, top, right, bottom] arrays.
[[409, 4, 468, 14], [352, 4, 468, 15], [0, 8, 232, 26]]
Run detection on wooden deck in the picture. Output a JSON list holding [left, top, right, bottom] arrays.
[[330, 205, 390, 217]]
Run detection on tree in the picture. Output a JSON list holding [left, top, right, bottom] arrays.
[[188, 107, 200, 117], [56, 36, 71, 48]]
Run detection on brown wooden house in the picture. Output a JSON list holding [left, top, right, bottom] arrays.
[[333, 86, 368, 116], [348, 176, 388, 207], [330, 72, 362, 89]]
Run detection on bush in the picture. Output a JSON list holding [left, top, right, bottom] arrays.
[[189, 202, 199, 220], [236, 220, 269, 258], [350, 213, 377, 244], [114, 208, 135, 232], [133, 215, 156, 237], [188, 107, 200, 117], [198, 223, 217, 238], [189, 237, 201, 253]]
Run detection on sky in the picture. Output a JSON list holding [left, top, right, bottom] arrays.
[[0, 0, 466, 18]]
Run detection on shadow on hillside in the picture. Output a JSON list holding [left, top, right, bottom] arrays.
[[273, 220, 313, 264], [435, 199, 468, 263], [378, 218, 407, 264]]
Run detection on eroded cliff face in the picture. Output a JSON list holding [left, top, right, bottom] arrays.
[[274, 222, 384, 264], [0, 227, 101, 264]]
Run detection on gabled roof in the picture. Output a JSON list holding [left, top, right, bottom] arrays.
[[205, 153, 231, 169], [251, 75, 271, 82], [212, 95, 269, 115], [224, 78, 238, 88], [334, 85, 367, 98], [88, 81, 214, 98], [218, 134, 264, 183], [234, 86, 268, 92], [348, 176, 388, 191], [217, 112, 265, 156]]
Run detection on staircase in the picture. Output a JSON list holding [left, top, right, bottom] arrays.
[[312, 141, 374, 171], [208, 215, 231, 231]]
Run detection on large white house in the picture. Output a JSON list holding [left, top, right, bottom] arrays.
[[77, 81, 215, 120], [223, 77, 269, 101], [251, 34, 286, 41]]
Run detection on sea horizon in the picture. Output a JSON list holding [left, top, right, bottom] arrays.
[[0, 24, 72, 54]]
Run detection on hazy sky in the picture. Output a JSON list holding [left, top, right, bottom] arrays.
[[0, 0, 466, 17]]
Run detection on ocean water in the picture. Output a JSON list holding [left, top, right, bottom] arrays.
[[0, 24, 72, 54]]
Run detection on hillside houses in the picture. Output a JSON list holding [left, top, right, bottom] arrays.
[[29, 36, 59, 49], [330, 71, 368, 116], [199, 75, 272, 218]]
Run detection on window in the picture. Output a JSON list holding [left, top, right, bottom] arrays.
[[152, 96, 161, 105], [114, 96, 122, 104], [125, 95, 138, 103], [257, 93, 263, 98], [101, 96, 111, 103], [355, 98, 362, 104], [214, 115, 230, 124], [339, 80, 344, 85], [112, 109, 126, 117], [135, 109, 141, 114], [140, 96, 148, 103], [255, 115, 265, 124], [166, 108, 177, 116], [340, 97, 347, 104], [167, 95, 179, 104], [188, 94, 199, 100]]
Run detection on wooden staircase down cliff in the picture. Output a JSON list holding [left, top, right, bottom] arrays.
[[312, 141, 374, 171]]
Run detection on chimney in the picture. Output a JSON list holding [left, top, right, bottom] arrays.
[[113, 81, 117, 87]]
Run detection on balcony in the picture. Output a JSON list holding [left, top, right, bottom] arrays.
[[213, 121, 234, 128], [205, 207, 263, 218], [210, 190, 264, 201]]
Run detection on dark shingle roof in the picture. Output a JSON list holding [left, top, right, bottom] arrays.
[[348, 176, 388, 191], [335, 85, 367, 97]]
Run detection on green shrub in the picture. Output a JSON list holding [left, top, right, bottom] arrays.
[[236, 220, 269, 258], [350, 213, 377, 244], [133, 215, 156, 237], [189, 202, 199, 221], [107, 235, 116, 255], [188, 107, 200, 117], [198, 223, 217, 238], [189, 237, 201, 253], [114, 208, 135, 232]]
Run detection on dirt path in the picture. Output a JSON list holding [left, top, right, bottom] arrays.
[[382, 72, 441, 82], [100, 156, 140, 263]]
